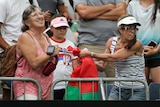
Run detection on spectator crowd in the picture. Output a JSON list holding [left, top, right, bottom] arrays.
[[0, 0, 160, 101]]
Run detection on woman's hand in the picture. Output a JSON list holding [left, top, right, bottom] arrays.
[[95, 60, 107, 72], [144, 45, 158, 57], [52, 45, 60, 56], [43, 10, 52, 22], [78, 49, 91, 58]]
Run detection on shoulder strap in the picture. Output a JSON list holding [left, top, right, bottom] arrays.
[[110, 37, 118, 54], [25, 31, 51, 46], [25, 31, 36, 44], [42, 32, 51, 45]]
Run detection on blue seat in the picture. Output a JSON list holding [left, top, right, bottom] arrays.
[[149, 82, 160, 101]]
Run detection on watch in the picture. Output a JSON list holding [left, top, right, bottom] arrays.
[[46, 45, 55, 55], [90, 52, 94, 57]]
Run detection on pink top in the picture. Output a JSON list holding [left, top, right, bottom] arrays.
[[13, 34, 53, 100]]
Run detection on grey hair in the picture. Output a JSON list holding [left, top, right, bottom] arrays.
[[21, 5, 41, 32]]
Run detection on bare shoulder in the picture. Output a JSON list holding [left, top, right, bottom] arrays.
[[105, 37, 115, 53], [136, 40, 143, 48], [18, 32, 30, 40], [134, 40, 143, 56], [17, 32, 34, 46], [106, 37, 114, 44], [106, 37, 114, 47]]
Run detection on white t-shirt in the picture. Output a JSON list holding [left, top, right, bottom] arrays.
[[50, 38, 76, 90], [0, 0, 39, 53]]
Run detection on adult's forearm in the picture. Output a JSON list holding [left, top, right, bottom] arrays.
[[0, 36, 10, 50], [93, 53, 116, 62], [96, 3, 127, 20], [58, 5, 70, 19], [76, 4, 115, 19]]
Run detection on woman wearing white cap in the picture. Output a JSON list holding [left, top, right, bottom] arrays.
[[79, 14, 147, 100]]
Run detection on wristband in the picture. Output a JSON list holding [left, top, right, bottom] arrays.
[[90, 52, 94, 57]]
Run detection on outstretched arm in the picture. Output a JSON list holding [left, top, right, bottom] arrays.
[[79, 39, 143, 62]]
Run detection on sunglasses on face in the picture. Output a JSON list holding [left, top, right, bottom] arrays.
[[121, 25, 138, 31]]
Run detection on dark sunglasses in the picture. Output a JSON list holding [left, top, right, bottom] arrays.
[[121, 25, 138, 31]]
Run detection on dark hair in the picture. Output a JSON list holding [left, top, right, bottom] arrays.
[[21, 5, 41, 32], [118, 14, 137, 49], [118, 14, 133, 22], [151, 0, 160, 25], [69, 0, 73, 8], [127, 36, 136, 49]]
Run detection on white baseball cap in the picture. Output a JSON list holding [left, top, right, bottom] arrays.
[[117, 16, 141, 27]]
